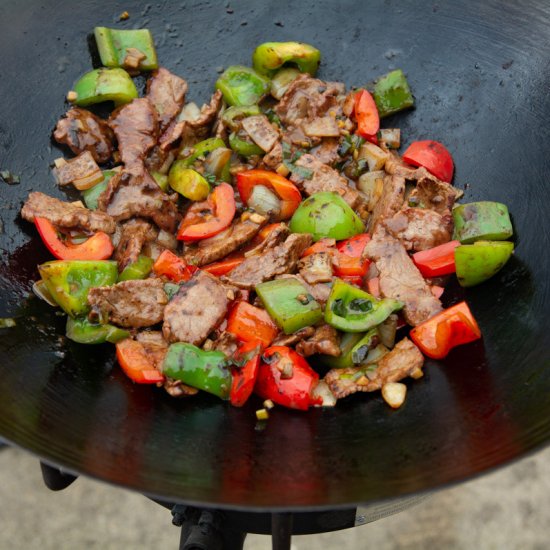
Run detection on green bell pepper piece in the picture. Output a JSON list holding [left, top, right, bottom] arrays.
[[118, 255, 154, 282], [82, 170, 116, 210], [252, 42, 321, 77], [325, 279, 402, 332], [179, 138, 227, 165], [222, 105, 262, 131], [168, 164, 211, 201], [452, 201, 513, 244], [321, 329, 379, 369], [256, 278, 323, 334], [289, 192, 365, 242], [229, 132, 264, 157], [73, 68, 138, 107], [455, 241, 514, 287], [152, 171, 169, 192], [162, 343, 232, 400], [66, 316, 129, 344], [215, 65, 271, 106], [38, 260, 118, 317], [370, 69, 415, 118], [94, 27, 158, 71]]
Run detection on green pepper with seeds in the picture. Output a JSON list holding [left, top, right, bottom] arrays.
[[72, 68, 138, 107], [252, 42, 321, 77], [215, 65, 271, 106], [66, 317, 129, 344]]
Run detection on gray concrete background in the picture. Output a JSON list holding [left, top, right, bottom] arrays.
[[1, 444, 549, 549]]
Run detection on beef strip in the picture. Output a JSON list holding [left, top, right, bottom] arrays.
[[98, 170, 180, 232], [299, 252, 333, 284], [211, 331, 239, 357], [363, 225, 442, 326], [383, 207, 452, 252], [53, 107, 114, 163], [223, 233, 312, 289], [162, 270, 229, 345], [272, 326, 315, 347], [164, 378, 200, 397], [21, 191, 116, 233], [241, 115, 280, 152], [183, 217, 266, 267], [146, 67, 188, 135], [310, 138, 341, 165], [135, 330, 169, 369], [243, 223, 290, 257], [296, 324, 341, 357], [262, 141, 283, 169], [325, 337, 424, 398], [408, 174, 461, 215], [114, 219, 158, 271], [88, 278, 168, 328], [367, 174, 405, 232], [384, 150, 431, 181], [109, 98, 159, 175]]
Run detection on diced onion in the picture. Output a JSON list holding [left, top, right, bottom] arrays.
[[203, 147, 232, 178], [358, 171, 385, 211], [379, 128, 401, 149], [364, 344, 389, 365], [33, 280, 58, 307], [378, 314, 398, 349], [177, 102, 201, 122], [247, 185, 281, 218], [358, 142, 389, 171], [311, 381, 337, 407], [381, 382, 407, 409], [270, 67, 301, 100]]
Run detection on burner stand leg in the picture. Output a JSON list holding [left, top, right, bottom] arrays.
[[271, 513, 293, 550]]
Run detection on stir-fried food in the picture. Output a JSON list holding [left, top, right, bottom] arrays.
[[22, 31, 516, 412]]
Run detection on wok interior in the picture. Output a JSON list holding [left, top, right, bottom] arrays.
[[0, 0, 549, 509]]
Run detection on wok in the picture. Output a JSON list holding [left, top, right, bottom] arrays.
[[0, 0, 549, 511]]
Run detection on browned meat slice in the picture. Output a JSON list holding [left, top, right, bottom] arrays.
[[243, 222, 290, 257], [223, 233, 312, 289], [88, 278, 168, 328], [325, 337, 424, 398], [291, 154, 362, 210], [408, 174, 461, 215], [363, 226, 442, 326], [299, 252, 333, 284], [183, 217, 265, 267], [211, 331, 239, 357], [262, 141, 283, 169], [109, 98, 159, 175], [272, 326, 315, 347], [114, 219, 157, 271], [278, 274, 333, 307], [296, 324, 341, 357], [367, 174, 405, 232], [163, 270, 229, 345], [241, 115, 280, 152], [98, 170, 180, 232], [310, 138, 341, 165], [146, 67, 188, 134], [384, 150, 431, 181], [164, 378, 200, 397], [21, 191, 116, 233], [135, 330, 169, 368], [383, 207, 452, 252], [302, 116, 340, 138], [53, 108, 114, 163]]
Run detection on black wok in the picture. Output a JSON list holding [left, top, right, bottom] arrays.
[[0, 0, 549, 511]]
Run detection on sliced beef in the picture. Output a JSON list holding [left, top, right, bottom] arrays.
[[21, 191, 116, 233], [183, 217, 265, 267], [383, 207, 452, 252], [325, 337, 424, 398], [109, 98, 159, 175], [243, 222, 290, 257], [408, 174, 461, 215], [88, 278, 168, 328], [146, 67, 188, 135], [367, 174, 405, 232], [299, 252, 333, 284], [384, 151, 431, 181], [302, 116, 340, 138], [53, 107, 114, 163], [135, 330, 169, 369], [163, 270, 229, 345], [296, 324, 341, 357], [291, 154, 363, 210], [163, 378, 200, 397], [272, 326, 315, 347], [310, 138, 341, 165], [114, 219, 157, 271], [241, 115, 280, 152], [211, 331, 239, 357], [223, 233, 312, 289], [363, 226, 442, 326], [98, 170, 180, 232], [262, 141, 283, 170]]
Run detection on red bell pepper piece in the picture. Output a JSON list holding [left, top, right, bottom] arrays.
[[203, 254, 245, 276], [412, 240, 461, 277], [410, 301, 481, 360], [34, 217, 113, 261], [333, 233, 371, 277], [301, 238, 336, 258], [227, 301, 279, 348], [177, 182, 236, 241], [402, 140, 454, 183], [116, 339, 165, 384], [255, 346, 319, 411], [237, 170, 302, 220], [354, 89, 380, 141], [230, 341, 261, 407], [152, 250, 198, 282]]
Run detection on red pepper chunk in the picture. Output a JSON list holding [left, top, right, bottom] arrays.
[[227, 301, 279, 348], [177, 182, 236, 241], [237, 170, 302, 220], [230, 341, 261, 407], [410, 301, 481, 360], [116, 339, 165, 384], [34, 217, 113, 261], [301, 238, 336, 258], [203, 254, 245, 276], [255, 346, 319, 411], [152, 250, 198, 282], [334, 233, 371, 277], [402, 140, 454, 183], [412, 240, 461, 277], [354, 89, 380, 140]]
